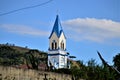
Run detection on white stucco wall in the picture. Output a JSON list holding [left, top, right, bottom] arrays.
[[49, 32, 59, 50], [48, 31, 67, 69], [59, 32, 66, 50], [49, 32, 66, 50]]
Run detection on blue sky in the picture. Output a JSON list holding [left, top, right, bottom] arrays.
[[0, 0, 120, 65]]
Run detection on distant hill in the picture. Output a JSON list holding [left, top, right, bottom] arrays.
[[0, 43, 80, 70], [0, 43, 119, 80], [0, 44, 47, 70], [0, 43, 31, 53]]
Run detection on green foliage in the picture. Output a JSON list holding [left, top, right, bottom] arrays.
[[113, 53, 120, 79], [25, 49, 47, 70], [67, 59, 117, 80], [0, 44, 120, 79], [0, 44, 47, 69], [53, 59, 115, 80], [0, 45, 24, 65], [113, 53, 120, 71]]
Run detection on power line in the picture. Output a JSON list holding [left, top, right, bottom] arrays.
[[0, 0, 53, 16]]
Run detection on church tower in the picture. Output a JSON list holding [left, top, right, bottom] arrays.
[[48, 15, 68, 69]]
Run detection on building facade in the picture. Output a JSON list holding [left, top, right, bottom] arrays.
[[48, 15, 68, 69]]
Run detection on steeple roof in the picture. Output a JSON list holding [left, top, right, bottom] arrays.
[[49, 15, 65, 38]]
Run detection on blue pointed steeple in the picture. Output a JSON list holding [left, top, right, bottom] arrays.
[[49, 15, 64, 38]]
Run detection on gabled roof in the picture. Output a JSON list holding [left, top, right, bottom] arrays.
[[49, 15, 66, 39]]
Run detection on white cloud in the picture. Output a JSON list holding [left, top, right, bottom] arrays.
[[0, 24, 49, 36], [62, 18, 120, 43]]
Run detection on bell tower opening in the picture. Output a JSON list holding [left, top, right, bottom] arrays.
[[51, 40, 57, 50], [55, 42, 57, 49], [52, 42, 54, 50], [61, 41, 64, 50]]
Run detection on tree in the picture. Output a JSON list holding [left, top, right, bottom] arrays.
[[113, 53, 120, 79], [87, 59, 97, 80], [76, 60, 88, 79], [25, 49, 48, 70], [97, 51, 119, 79], [113, 53, 120, 72], [0, 45, 24, 66], [25, 50, 40, 70]]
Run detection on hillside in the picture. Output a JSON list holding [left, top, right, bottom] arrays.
[[0, 44, 47, 70], [0, 43, 119, 80]]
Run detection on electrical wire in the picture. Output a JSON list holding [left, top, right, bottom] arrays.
[[0, 0, 53, 16]]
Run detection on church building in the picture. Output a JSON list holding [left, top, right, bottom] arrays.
[[48, 15, 68, 69]]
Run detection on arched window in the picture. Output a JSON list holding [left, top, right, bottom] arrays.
[[51, 40, 57, 50], [61, 41, 64, 50]]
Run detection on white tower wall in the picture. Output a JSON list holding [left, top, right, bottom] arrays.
[[48, 15, 68, 69]]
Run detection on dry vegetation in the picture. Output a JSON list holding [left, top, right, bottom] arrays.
[[0, 66, 71, 80]]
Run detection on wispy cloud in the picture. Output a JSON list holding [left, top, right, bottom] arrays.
[[62, 18, 120, 43], [0, 24, 49, 36]]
